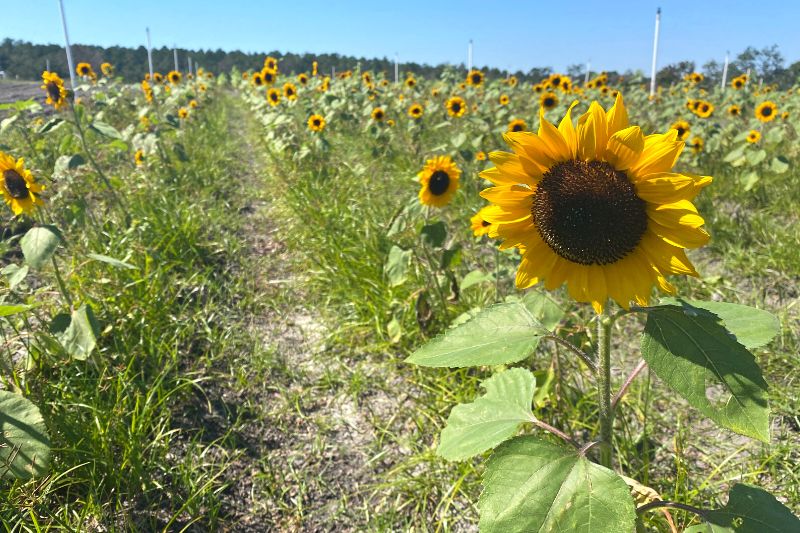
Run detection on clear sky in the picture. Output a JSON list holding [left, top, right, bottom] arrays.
[[4, 0, 799, 73]]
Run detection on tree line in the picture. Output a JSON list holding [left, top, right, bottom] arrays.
[[1, 39, 797, 89]]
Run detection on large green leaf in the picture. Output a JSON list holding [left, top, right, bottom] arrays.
[[683, 484, 800, 532], [438, 368, 535, 461], [405, 300, 549, 367], [480, 437, 636, 533], [384, 246, 411, 287], [0, 391, 50, 479], [61, 304, 100, 360], [658, 298, 779, 349], [519, 290, 565, 331], [642, 306, 769, 442], [21, 226, 62, 269], [90, 121, 123, 140]]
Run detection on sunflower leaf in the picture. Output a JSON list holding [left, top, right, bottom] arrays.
[[479, 436, 636, 533], [405, 301, 549, 367], [438, 368, 535, 461], [0, 391, 50, 479], [61, 304, 100, 360], [21, 226, 62, 269], [684, 484, 800, 532], [641, 305, 770, 442]]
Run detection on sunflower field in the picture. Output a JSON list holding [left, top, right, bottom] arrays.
[[0, 56, 798, 532]]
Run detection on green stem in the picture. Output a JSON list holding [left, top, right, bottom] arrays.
[[597, 306, 613, 468], [51, 256, 74, 309]]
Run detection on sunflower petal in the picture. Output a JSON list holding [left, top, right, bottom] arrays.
[[636, 172, 713, 203], [577, 102, 609, 160], [606, 92, 629, 137], [558, 100, 580, 159], [606, 126, 644, 170], [538, 108, 571, 162]]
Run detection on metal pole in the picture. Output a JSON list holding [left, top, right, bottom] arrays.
[[745, 67, 751, 87], [57, 0, 76, 88], [188, 57, 192, 75], [146, 28, 154, 79], [467, 39, 473, 72], [46, 59, 51, 72], [173, 46, 178, 72], [720, 52, 729, 90], [584, 60, 591, 85], [394, 53, 398, 83], [649, 7, 661, 98]]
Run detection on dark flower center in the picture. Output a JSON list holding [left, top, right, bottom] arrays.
[[481, 219, 490, 227], [472, 74, 481, 84], [761, 106, 772, 116], [676, 127, 686, 137], [428, 170, 450, 196], [313, 119, 321, 127], [451, 102, 461, 112], [3, 169, 30, 199], [512, 122, 524, 132], [46, 81, 62, 102], [533, 160, 647, 265], [544, 97, 555, 107]]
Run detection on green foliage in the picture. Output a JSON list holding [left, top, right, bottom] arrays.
[[438, 368, 535, 461], [0, 391, 50, 479], [685, 484, 800, 532], [20, 225, 62, 269], [642, 303, 771, 442], [479, 437, 636, 533]]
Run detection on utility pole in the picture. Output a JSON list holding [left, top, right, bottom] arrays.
[[57, 0, 76, 87], [146, 28, 154, 79], [649, 7, 661, 99]]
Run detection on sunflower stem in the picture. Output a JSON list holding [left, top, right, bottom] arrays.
[[597, 306, 614, 468], [51, 255, 74, 309]]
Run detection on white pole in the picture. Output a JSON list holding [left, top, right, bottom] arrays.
[[332, 66, 335, 78], [584, 60, 591, 85], [146, 28, 154, 79], [46, 59, 51, 72], [720, 52, 729, 90], [394, 53, 399, 83], [188, 57, 192, 75], [173, 46, 178, 72], [467, 39, 473, 72], [57, 0, 76, 88], [649, 7, 661, 98], [745, 67, 751, 87]]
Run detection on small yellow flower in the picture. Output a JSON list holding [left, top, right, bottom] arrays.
[[100, 62, 114, 77], [297, 73, 309, 86], [76, 62, 95, 78], [446, 96, 467, 117], [408, 103, 424, 119], [134, 149, 145, 166], [41, 71, 68, 110], [670, 120, 691, 140], [727, 104, 741, 117], [168, 70, 182, 84], [178, 107, 189, 119], [755, 101, 777, 122], [189, 99, 198, 109], [499, 94, 510, 106], [540, 91, 559, 110], [690, 136, 704, 154], [371, 107, 385, 122], [475, 151, 487, 161], [283, 82, 298, 100], [508, 118, 527, 133], [308, 114, 326, 132], [418, 155, 460, 208], [746, 130, 761, 144], [466, 69, 485, 86], [470, 206, 496, 237], [267, 88, 281, 106]]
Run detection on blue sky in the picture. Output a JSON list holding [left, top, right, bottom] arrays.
[[4, 1, 799, 73]]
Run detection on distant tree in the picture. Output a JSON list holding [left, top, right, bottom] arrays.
[[734, 45, 784, 81], [566, 63, 585, 80], [656, 61, 695, 87]]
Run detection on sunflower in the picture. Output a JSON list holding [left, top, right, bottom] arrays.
[[264, 56, 278, 71], [533, 83, 545, 94], [499, 94, 510, 106], [746, 130, 761, 144], [405, 77, 417, 89], [731, 76, 745, 90], [371, 107, 385, 122], [251, 71, 265, 87], [781, 111, 790, 120], [297, 73, 309, 86], [262, 68, 277, 85], [670, 120, 691, 141], [431, 87, 441, 97], [727, 104, 741, 117], [476, 151, 487, 161], [199, 83, 207, 93], [168, 70, 182, 84], [189, 99, 198, 109], [178, 107, 189, 119], [41, 71, 68, 110], [548, 73, 563, 89], [508, 118, 527, 133], [418, 155, 461, 207], [694, 101, 714, 118], [446, 96, 467, 117], [507, 75, 518, 87], [560, 78, 573, 92], [134, 149, 145, 166], [467, 69, 485, 86], [308, 114, 326, 132], [76, 62, 94, 78], [267, 88, 281, 106], [153, 72, 164, 83], [479, 94, 711, 312], [470, 207, 495, 237], [540, 91, 559, 110], [0, 152, 44, 216], [387, 119, 395, 127], [689, 136, 704, 154], [312, 61, 318, 76], [242, 72, 250, 80], [283, 82, 297, 100], [100, 62, 113, 77], [141, 79, 154, 103], [362, 72, 373, 85], [408, 103, 424, 119], [755, 101, 777, 122]]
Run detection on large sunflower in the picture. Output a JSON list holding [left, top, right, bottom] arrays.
[[264, 56, 278, 71], [446, 96, 467, 118], [0, 152, 44, 215], [731, 75, 746, 90], [418, 155, 461, 208], [168, 70, 182, 84], [262, 68, 277, 85], [694, 101, 714, 119], [41, 71, 67, 110], [371, 107, 385, 122], [755, 101, 777, 122], [251, 71, 265, 87], [727, 104, 741, 117], [480, 95, 711, 312], [76, 62, 94, 78]]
